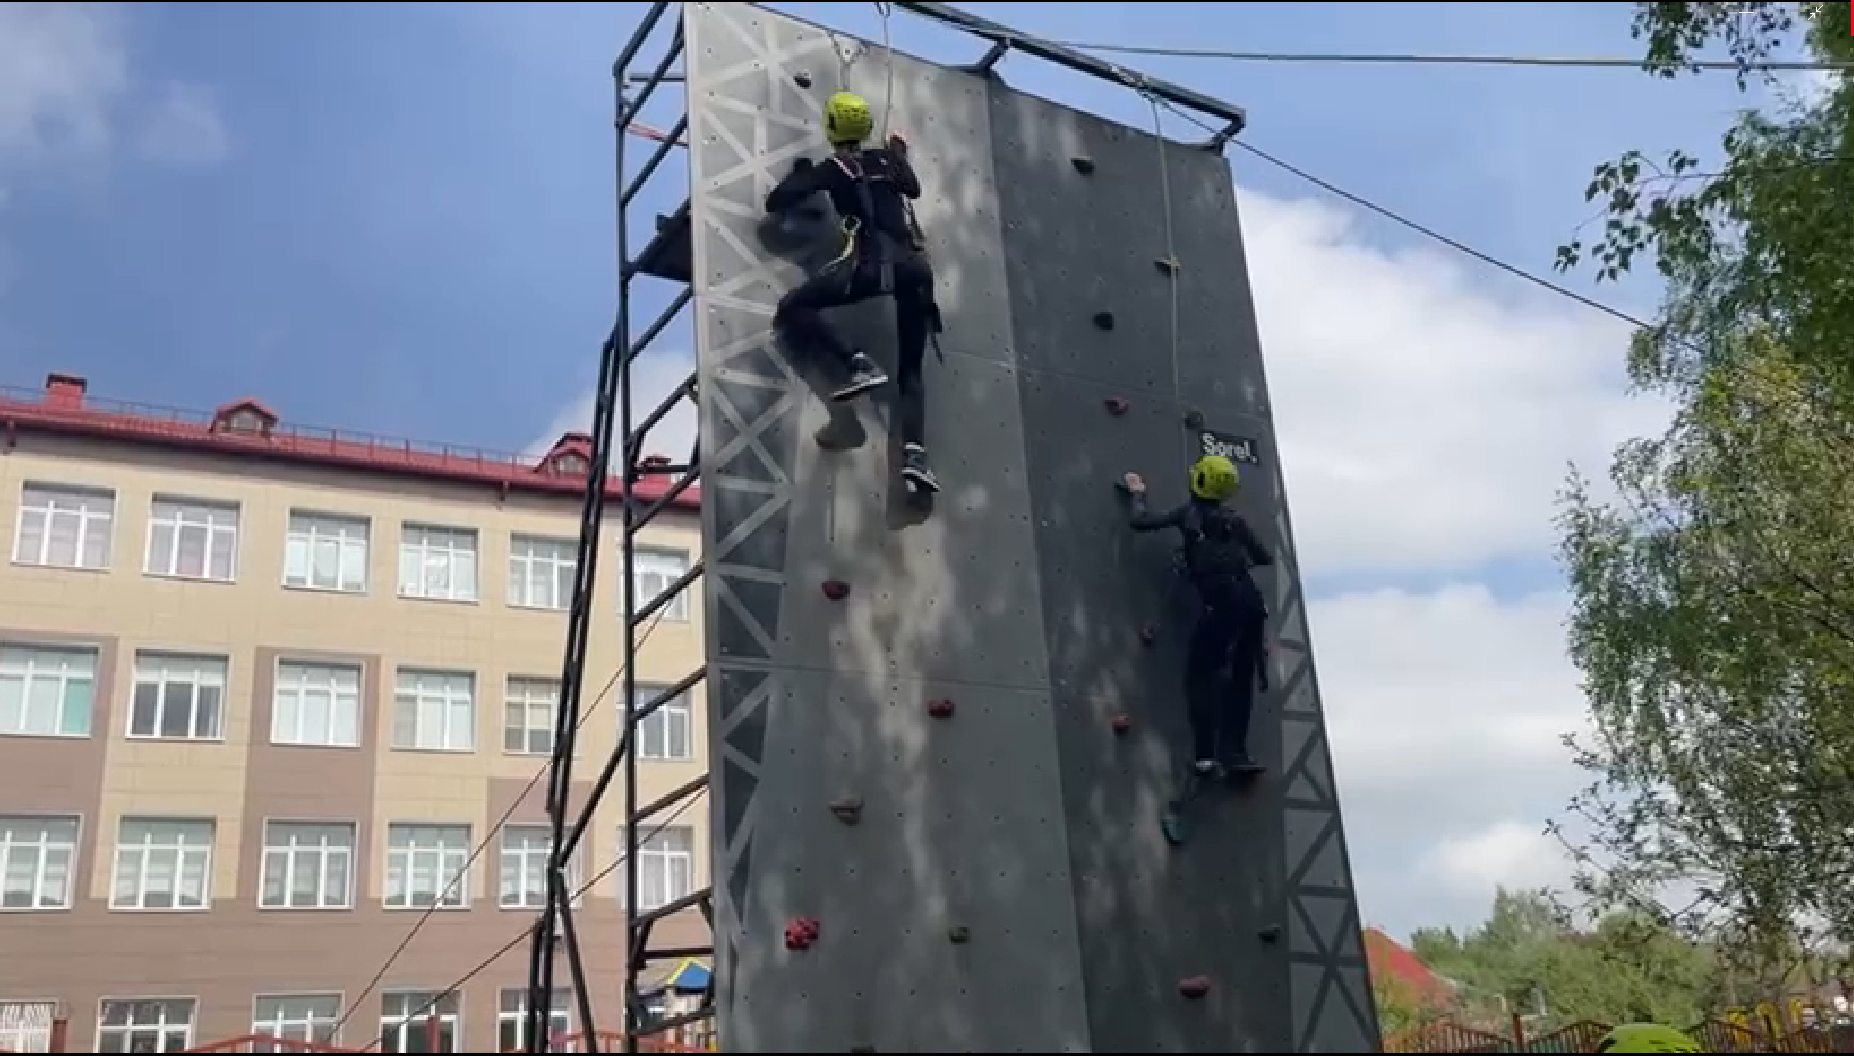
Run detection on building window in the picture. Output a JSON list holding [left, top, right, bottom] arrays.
[[13, 484, 113, 571], [399, 524, 478, 602], [128, 652, 226, 741], [260, 821, 355, 910], [97, 998, 195, 1053], [0, 816, 78, 910], [509, 535, 577, 610], [384, 823, 469, 909], [110, 818, 214, 910], [145, 498, 238, 581], [628, 824, 695, 911], [272, 660, 362, 748], [392, 669, 475, 752], [503, 677, 558, 756], [632, 546, 691, 621], [0, 1001, 56, 1053], [0, 644, 96, 738], [497, 989, 569, 1053], [631, 684, 693, 761], [284, 511, 369, 593], [499, 824, 582, 910], [252, 994, 341, 1049], [380, 992, 459, 1053]]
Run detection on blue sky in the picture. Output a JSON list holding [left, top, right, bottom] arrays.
[[0, 2, 1797, 938]]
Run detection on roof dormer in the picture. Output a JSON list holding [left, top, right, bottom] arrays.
[[210, 398, 279, 438], [541, 431, 594, 476]]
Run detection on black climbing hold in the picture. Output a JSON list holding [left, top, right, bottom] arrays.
[[1154, 256, 1181, 276], [1092, 311, 1115, 331], [1257, 923, 1282, 943], [948, 924, 971, 944], [1071, 156, 1096, 175], [794, 71, 814, 88], [1182, 408, 1205, 429], [829, 797, 864, 825], [1103, 396, 1129, 416]]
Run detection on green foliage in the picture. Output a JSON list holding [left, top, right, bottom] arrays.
[[1551, 1, 1854, 976], [1372, 974, 1432, 1039]]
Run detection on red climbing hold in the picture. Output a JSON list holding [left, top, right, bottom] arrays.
[[1111, 713, 1132, 735], [784, 916, 821, 951], [1103, 396, 1129, 416], [926, 698, 956, 719], [1178, 975, 1211, 999], [821, 579, 850, 601], [1140, 623, 1158, 646]]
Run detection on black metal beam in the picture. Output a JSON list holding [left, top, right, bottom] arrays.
[[890, 0, 1247, 138]]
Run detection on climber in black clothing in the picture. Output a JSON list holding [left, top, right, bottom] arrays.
[[764, 90, 941, 493], [1122, 454, 1271, 777]]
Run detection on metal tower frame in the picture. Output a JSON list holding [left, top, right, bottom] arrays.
[[523, 2, 1250, 1052]]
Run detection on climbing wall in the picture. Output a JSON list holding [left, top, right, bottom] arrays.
[[685, 3, 1379, 1052]]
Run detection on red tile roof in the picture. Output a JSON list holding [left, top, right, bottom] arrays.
[[1364, 927, 1455, 1007], [0, 373, 700, 509]]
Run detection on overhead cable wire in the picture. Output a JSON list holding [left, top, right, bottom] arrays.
[[330, 598, 679, 1038], [354, 790, 709, 1053], [1044, 40, 1854, 73]]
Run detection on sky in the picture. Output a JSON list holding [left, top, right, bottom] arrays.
[[0, 1, 1820, 942]]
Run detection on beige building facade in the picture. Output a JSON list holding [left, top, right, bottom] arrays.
[[0, 374, 710, 1052]]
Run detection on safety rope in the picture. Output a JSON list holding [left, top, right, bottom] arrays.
[[1134, 77, 1186, 405], [874, 2, 896, 143]]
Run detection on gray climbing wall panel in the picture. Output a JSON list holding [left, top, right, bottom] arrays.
[[684, 3, 1378, 1051]]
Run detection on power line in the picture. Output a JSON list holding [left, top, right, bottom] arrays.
[[330, 600, 679, 1038], [1047, 40, 1854, 74]]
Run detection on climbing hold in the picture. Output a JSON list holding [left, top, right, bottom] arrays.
[[793, 70, 813, 88], [1257, 923, 1282, 943], [849, 1047, 876, 1054], [822, 579, 851, 601], [948, 924, 971, 944], [1110, 713, 1132, 736], [1182, 408, 1205, 430], [1092, 310, 1115, 331], [1103, 396, 1129, 416], [1178, 975, 1212, 999], [829, 797, 864, 825], [1140, 623, 1158, 646], [784, 916, 822, 951], [926, 697, 956, 719], [1070, 156, 1096, 175], [1154, 256, 1181, 276]]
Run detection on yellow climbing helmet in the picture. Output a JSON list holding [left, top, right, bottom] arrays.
[[1595, 1023, 1702, 1053], [1189, 454, 1240, 502], [824, 91, 873, 146]]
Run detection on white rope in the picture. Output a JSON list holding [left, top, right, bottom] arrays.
[[1140, 84, 1185, 402], [874, 2, 896, 142]]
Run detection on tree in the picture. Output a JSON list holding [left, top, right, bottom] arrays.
[[1552, 1, 1854, 966], [1372, 974, 1431, 1039]]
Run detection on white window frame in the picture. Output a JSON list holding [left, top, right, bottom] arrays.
[[496, 989, 569, 1053], [631, 683, 693, 762], [0, 1000, 57, 1053], [0, 815, 79, 911], [283, 511, 370, 593], [509, 535, 577, 611], [379, 991, 461, 1053], [259, 820, 356, 910], [626, 824, 696, 912], [110, 818, 215, 911], [252, 993, 342, 1049], [392, 669, 475, 752], [0, 643, 97, 738], [398, 524, 479, 602], [384, 823, 470, 910], [498, 824, 583, 910], [503, 677, 558, 756], [96, 997, 196, 1053], [271, 659, 363, 749], [143, 497, 239, 582], [632, 546, 691, 621], [127, 652, 227, 742], [12, 483, 113, 571]]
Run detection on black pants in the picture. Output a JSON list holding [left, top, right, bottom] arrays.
[[1186, 577, 1267, 763], [773, 233, 936, 447]]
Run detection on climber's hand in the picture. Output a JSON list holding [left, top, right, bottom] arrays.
[[887, 132, 909, 156], [790, 156, 815, 173], [1122, 472, 1146, 497]]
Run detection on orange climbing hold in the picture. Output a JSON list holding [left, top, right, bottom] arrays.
[[926, 697, 956, 719], [784, 916, 821, 951], [821, 579, 851, 601], [1178, 975, 1211, 999]]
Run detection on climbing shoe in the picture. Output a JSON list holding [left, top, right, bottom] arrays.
[[901, 443, 940, 493], [1222, 753, 1266, 778], [831, 354, 889, 401]]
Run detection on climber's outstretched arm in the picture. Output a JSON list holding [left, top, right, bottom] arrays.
[[1232, 515, 1274, 567], [1128, 495, 1188, 533], [765, 158, 830, 214], [886, 136, 921, 199]]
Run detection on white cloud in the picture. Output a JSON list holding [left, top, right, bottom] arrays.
[[1425, 819, 1578, 899], [524, 348, 699, 465], [0, 2, 228, 180]]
